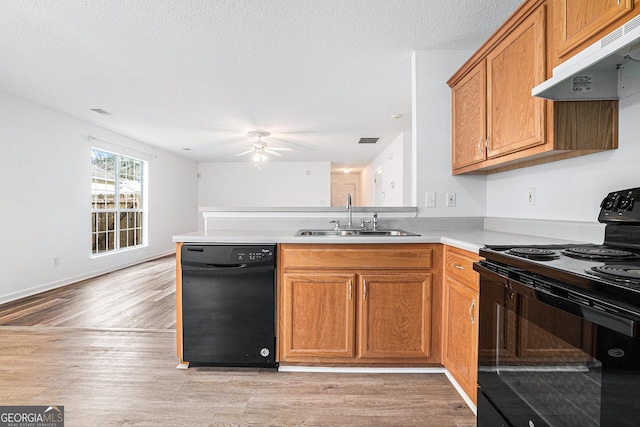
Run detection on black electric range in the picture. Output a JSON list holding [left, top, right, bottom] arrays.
[[475, 187, 640, 427], [480, 187, 640, 311]]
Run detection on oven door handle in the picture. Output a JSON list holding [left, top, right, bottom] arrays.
[[534, 286, 639, 338], [473, 261, 507, 282], [475, 261, 640, 338]]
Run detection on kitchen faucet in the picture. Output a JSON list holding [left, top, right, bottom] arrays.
[[346, 192, 353, 228]]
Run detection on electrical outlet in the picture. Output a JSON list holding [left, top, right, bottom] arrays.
[[527, 188, 536, 205], [446, 192, 456, 207], [52, 257, 59, 267], [425, 192, 436, 208]]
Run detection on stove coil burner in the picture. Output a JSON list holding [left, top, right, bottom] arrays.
[[562, 247, 640, 260], [506, 247, 560, 261], [589, 265, 640, 283]]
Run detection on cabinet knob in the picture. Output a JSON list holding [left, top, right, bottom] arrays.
[[453, 263, 465, 270]]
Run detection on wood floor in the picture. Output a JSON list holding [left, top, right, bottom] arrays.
[[0, 255, 476, 426]]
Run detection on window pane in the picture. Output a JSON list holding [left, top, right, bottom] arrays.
[[107, 230, 115, 251], [92, 150, 116, 209], [92, 149, 144, 255]]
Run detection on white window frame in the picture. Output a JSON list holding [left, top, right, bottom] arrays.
[[91, 148, 148, 256]]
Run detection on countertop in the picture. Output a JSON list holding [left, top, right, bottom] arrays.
[[173, 228, 585, 254]]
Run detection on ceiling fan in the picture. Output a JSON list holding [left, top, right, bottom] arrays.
[[236, 131, 292, 167]]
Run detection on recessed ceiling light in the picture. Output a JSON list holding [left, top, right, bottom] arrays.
[[90, 108, 111, 115]]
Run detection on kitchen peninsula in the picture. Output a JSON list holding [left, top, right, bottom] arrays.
[[173, 211, 604, 408]]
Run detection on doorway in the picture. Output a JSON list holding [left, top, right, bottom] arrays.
[[331, 183, 356, 207]]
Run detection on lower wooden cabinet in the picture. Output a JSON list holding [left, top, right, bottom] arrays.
[[280, 273, 356, 359], [358, 273, 432, 360], [278, 244, 441, 366], [443, 246, 480, 404]]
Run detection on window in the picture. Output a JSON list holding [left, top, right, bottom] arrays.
[[91, 149, 145, 255]]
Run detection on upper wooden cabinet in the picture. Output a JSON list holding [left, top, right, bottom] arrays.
[[486, 7, 546, 159], [451, 6, 548, 172], [558, 0, 636, 59], [451, 60, 487, 170], [448, 1, 618, 175]]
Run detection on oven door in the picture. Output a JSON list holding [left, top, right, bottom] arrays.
[[475, 263, 640, 427]]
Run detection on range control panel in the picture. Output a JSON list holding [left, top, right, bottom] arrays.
[[599, 187, 640, 223], [230, 246, 275, 263]]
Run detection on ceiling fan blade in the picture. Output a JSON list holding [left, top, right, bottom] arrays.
[[270, 136, 314, 151], [265, 149, 282, 157], [268, 146, 293, 152], [235, 150, 254, 156]]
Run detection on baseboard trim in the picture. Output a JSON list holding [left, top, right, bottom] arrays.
[[277, 366, 446, 374], [0, 250, 175, 305], [444, 370, 477, 415]]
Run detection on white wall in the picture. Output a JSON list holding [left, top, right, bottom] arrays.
[[0, 90, 198, 304], [412, 50, 487, 217], [197, 161, 331, 207], [486, 93, 640, 222], [361, 132, 412, 206]]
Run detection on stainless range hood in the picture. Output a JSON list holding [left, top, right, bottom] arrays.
[[532, 14, 640, 101]]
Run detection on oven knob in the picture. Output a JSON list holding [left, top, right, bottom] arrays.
[[618, 196, 634, 211], [600, 195, 619, 211]]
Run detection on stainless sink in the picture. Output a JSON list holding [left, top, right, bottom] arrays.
[[352, 229, 418, 236], [295, 229, 419, 237], [295, 230, 355, 236]]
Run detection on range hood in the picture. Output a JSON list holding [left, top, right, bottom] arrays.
[[532, 14, 640, 101]]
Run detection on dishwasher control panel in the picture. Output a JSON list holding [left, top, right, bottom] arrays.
[[182, 244, 276, 267], [231, 247, 275, 263]]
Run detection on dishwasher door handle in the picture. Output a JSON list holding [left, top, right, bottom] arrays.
[[206, 263, 246, 269], [181, 263, 250, 271]]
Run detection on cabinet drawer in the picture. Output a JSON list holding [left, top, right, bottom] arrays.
[[280, 244, 434, 270], [445, 247, 480, 290]]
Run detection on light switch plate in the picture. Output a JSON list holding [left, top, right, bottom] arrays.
[[425, 192, 436, 208]]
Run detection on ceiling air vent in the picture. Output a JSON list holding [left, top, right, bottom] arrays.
[[358, 137, 379, 144], [91, 108, 111, 115]]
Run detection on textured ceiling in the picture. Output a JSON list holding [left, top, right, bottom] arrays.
[[0, 0, 523, 169]]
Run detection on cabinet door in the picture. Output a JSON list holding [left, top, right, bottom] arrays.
[[452, 60, 487, 170], [559, 0, 634, 57], [443, 277, 478, 403], [486, 6, 546, 159], [280, 273, 356, 360], [357, 273, 432, 360]]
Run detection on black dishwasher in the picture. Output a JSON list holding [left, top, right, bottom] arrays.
[[181, 244, 277, 368]]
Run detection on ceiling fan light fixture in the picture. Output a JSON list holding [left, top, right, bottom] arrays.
[[238, 130, 291, 168], [252, 146, 268, 169]]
